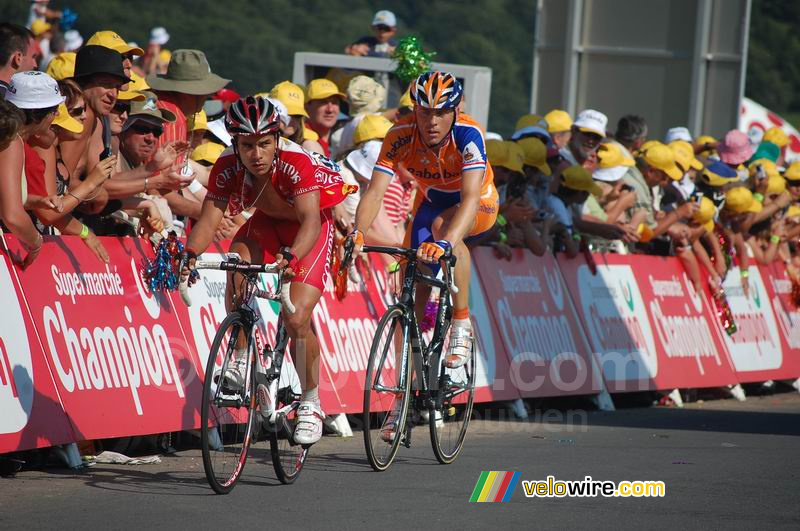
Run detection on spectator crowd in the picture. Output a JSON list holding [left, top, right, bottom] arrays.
[[3, 5, 800, 303]]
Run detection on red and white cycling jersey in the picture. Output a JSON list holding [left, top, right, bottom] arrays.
[[205, 137, 357, 216]]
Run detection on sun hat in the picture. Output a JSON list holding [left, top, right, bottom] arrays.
[[270, 81, 308, 117], [5, 71, 64, 109], [544, 109, 572, 133], [73, 45, 131, 84], [86, 30, 144, 56], [150, 27, 170, 46], [718, 130, 754, 165], [642, 144, 682, 180], [46, 52, 76, 81], [517, 137, 552, 175], [346, 140, 382, 180], [52, 103, 83, 134], [347, 76, 386, 115], [561, 165, 601, 196], [124, 92, 176, 128], [573, 109, 607, 137], [594, 141, 634, 182], [353, 114, 393, 144], [146, 49, 230, 96], [665, 126, 692, 143]]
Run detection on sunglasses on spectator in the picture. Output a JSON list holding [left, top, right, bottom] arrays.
[[374, 24, 393, 32], [69, 105, 86, 117], [112, 102, 131, 114], [130, 123, 163, 137]]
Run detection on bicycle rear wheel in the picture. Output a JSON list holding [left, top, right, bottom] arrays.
[[363, 306, 411, 471], [200, 311, 257, 494], [430, 328, 476, 464]]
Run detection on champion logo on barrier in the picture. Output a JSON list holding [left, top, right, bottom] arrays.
[[621, 281, 635, 312], [543, 266, 564, 312], [0, 259, 34, 435]]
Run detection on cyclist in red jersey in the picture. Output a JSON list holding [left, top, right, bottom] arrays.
[[180, 96, 356, 445], [349, 71, 499, 370]]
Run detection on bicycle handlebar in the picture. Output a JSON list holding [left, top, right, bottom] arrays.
[[178, 259, 295, 314]]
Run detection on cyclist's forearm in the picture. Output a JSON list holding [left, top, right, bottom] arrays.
[[354, 170, 392, 234]]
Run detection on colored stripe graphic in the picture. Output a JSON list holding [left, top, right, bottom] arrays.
[[477, 471, 498, 502], [500, 471, 521, 502], [469, 471, 490, 502], [470, 471, 521, 502]]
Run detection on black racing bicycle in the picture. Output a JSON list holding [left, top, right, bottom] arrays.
[[181, 253, 308, 494], [342, 243, 476, 471]]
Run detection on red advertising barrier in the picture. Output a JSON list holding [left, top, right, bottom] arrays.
[[0, 247, 76, 453], [473, 248, 601, 398], [3, 235, 205, 442], [557, 253, 739, 392]]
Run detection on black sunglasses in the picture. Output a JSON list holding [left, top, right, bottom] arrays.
[[112, 102, 131, 114], [130, 123, 163, 137], [68, 105, 85, 117]]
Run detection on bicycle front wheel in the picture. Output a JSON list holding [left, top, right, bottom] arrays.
[[363, 306, 411, 471], [430, 329, 476, 464], [200, 311, 257, 494]]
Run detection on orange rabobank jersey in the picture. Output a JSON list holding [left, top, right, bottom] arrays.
[[374, 113, 495, 205]]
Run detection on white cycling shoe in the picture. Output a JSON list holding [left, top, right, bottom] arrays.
[[294, 401, 325, 445], [215, 357, 248, 391], [445, 326, 473, 369]]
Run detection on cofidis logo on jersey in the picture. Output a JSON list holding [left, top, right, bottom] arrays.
[[0, 259, 34, 434]]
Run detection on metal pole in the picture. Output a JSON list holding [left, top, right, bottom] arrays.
[[562, 0, 583, 115], [737, 0, 753, 132], [530, 0, 543, 114], [688, 0, 712, 137]]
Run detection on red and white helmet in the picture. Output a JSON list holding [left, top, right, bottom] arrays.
[[225, 95, 281, 137]]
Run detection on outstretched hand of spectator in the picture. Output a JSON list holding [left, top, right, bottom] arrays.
[[675, 201, 700, 220], [26, 194, 64, 213], [147, 141, 190, 174], [86, 156, 117, 187], [501, 198, 536, 224], [617, 223, 640, 243]]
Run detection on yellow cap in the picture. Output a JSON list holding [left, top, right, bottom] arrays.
[[46, 52, 76, 81], [158, 49, 172, 64], [561, 165, 601, 196], [116, 71, 148, 101], [303, 126, 319, 141], [86, 30, 144, 56], [517, 137, 551, 176], [31, 19, 51, 37], [766, 176, 786, 195], [270, 81, 308, 117], [636, 139, 661, 157], [669, 140, 703, 171], [398, 89, 413, 109], [190, 142, 225, 165], [353, 114, 393, 144], [306, 78, 346, 102], [695, 135, 717, 148], [515, 114, 545, 131], [748, 158, 779, 179], [724, 187, 763, 214], [763, 127, 789, 148], [693, 196, 716, 233], [597, 142, 634, 169], [544, 109, 572, 133], [486, 140, 525, 174], [643, 144, 682, 180], [786, 205, 800, 219], [191, 110, 208, 131], [785, 161, 800, 182], [52, 103, 83, 134]]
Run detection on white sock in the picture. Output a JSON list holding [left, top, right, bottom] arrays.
[[302, 386, 319, 404], [453, 318, 472, 330]]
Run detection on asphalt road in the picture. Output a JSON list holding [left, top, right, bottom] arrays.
[[2, 392, 800, 530]]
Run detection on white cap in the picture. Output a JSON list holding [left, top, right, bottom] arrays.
[[63, 30, 83, 52], [149, 27, 170, 46], [485, 131, 503, 141], [5, 71, 64, 109], [346, 140, 382, 180], [665, 126, 692, 143], [266, 97, 290, 127], [593, 165, 628, 182], [372, 10, 397, 27], [573, 109, 607, 137]]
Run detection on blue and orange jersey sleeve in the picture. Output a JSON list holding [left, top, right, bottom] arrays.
[[453, 115, 488, 174]]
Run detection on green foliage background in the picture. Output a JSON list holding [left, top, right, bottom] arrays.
[[2, 0, 797, 132]]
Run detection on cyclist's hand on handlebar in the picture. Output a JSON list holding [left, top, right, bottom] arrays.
[[418, 240, 452, 264], [342, 229, 364, 270], [275, 246, 296, 279]]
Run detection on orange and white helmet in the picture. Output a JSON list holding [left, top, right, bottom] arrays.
[[410, 71, 463, 110]]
